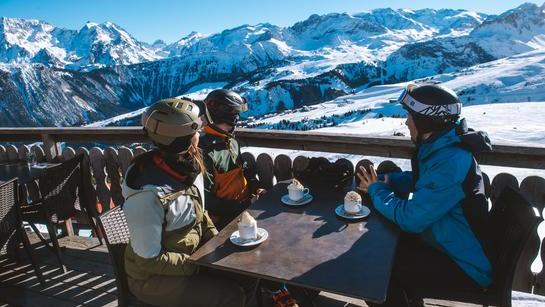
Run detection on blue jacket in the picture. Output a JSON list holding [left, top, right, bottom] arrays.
[[369, 120, 493, 287]]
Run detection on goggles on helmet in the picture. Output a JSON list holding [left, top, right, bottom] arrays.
[[398, 84, 461, 118]]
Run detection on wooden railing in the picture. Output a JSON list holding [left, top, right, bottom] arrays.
[[1, 127, 544, 169], [1, 127, 545, 296]]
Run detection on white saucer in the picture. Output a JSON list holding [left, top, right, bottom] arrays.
[[335, 204, 370, 219], [281, 194, 313, 206], [230, 228, 269, 247]]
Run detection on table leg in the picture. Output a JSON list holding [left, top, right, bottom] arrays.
[[63, 218, 74, 236]]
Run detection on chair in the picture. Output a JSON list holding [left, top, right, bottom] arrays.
[[21, 154, 102, 272], [98, 206, 154, 307], [0, 179, 45, 285], [422, 187, 540, 307]]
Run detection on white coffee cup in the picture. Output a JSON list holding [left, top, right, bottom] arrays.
[[238, 223, 257, 241], [288, 185, 310, 202], [344, 201, 362, 214]]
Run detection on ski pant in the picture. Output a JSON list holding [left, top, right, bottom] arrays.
[[367, 234, 484, 307], [128, 267, 258, 307]]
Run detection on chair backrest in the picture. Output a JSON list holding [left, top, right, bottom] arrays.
[[98, 206, 131, 307], [39, 154, 83, 222], [0, 179, 19, 257], [489, 187, 540, 304], [490, 173, 519, 208]]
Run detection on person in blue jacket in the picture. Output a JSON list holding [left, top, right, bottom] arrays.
[[358, 84, 493, 307]]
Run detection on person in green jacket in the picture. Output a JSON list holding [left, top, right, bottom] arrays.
[[123, 98, 257, 307], [200, 89, 264, 229]]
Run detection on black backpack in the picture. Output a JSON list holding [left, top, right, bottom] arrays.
[[297, 157, 354, 189]]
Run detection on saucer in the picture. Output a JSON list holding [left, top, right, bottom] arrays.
[[281, 194, 313, 206], [230, 228, 269, 247], [335, 204, 370, 220]]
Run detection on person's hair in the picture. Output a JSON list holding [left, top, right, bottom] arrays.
[[185, 143, 206, 175]]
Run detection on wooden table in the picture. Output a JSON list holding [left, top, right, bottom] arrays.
[[190, 182, 400, 303], [0, 161, 53, 184]]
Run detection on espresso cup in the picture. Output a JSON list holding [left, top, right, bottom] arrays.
[[238, 224, 257, 241], [288, 186, 310, 202], [344, 202, 362, 214]]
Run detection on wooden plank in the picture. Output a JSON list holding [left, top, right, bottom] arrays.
[[241, 152, 258, 183], [274, 154, 292, 183], [133, 146, 147, 157], [1, 258, 116, 295], [17, 144, 30, 161], [0, 128, 544, 169], [104, 147, 123, 208], [482, 172, 491, 200], [61, 147, 76, 161], [117, 146, 134, 176], [41, 134, 60, 162], [377, 160, 402, 174], [355, 159, 373, 187], [89, 148, 111, 215], [519, 176, 545, 295], [6, 144, 18, 161], [337, 158, 354, 189], [292, 155, 310, 180], [0, 282, 77, 307], [1, 261, 117, 307], [0, 145, 6, 162], [256, 153, 274, 190], [520, 176, 545, 212], [490, 173, 519, 207], [31, 145, 46, 163]]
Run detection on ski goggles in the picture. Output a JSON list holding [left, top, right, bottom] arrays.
[[397, 84, 461, 117]]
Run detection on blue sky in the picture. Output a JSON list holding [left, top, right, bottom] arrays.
[[0, 0, 541, 43]]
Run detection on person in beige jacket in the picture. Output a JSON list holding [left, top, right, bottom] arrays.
[[123, 98, 257, 307]]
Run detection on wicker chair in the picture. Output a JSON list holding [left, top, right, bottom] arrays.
[[0, 179, 45, 285], [98, 206, 154, 307], [21, 154, 102, 272]]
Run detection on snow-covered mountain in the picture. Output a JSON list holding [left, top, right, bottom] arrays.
[[1, 3, 545, 127], [0, 17, 161, 70], [384, 3, 545, 81]]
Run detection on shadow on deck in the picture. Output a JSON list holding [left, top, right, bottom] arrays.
[[0, 233, 489, 307]]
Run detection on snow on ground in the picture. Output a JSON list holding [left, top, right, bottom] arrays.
[[85, 106, 148, 127], [183, 82, 229, 99]]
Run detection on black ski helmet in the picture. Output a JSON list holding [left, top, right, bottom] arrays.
[[398, 84, 461, 134], [204, 89, 248, 126], [142, 97, 212, 153]]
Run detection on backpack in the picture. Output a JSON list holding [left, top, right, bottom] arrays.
[[297, 157, 354, 189]]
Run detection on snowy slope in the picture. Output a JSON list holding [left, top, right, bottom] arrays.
[[244, 49, 545, 147]]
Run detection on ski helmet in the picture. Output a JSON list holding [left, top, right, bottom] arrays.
[[142, 97, 212, 153], [204, 89, 248, 126], [398, 83, 461, 134]]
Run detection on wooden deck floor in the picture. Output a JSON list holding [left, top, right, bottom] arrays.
[[0, 233, 487, 307]]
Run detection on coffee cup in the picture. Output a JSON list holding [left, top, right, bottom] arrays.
[[238, 224, 257, 240], [288, 185, 310, 202], [344, 191, 363, 214], [344, 201, 362, 214], [238, 211, 257, 240]]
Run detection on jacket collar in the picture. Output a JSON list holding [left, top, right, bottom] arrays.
[[202, 125, 233, 139], [417, 127, 459, 161]]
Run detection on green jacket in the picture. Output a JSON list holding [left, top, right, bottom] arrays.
[[122, 161, 217, 281], [200, 126, 255, 219]]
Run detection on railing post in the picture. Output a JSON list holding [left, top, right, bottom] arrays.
[[41, 133, 61, 161]]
